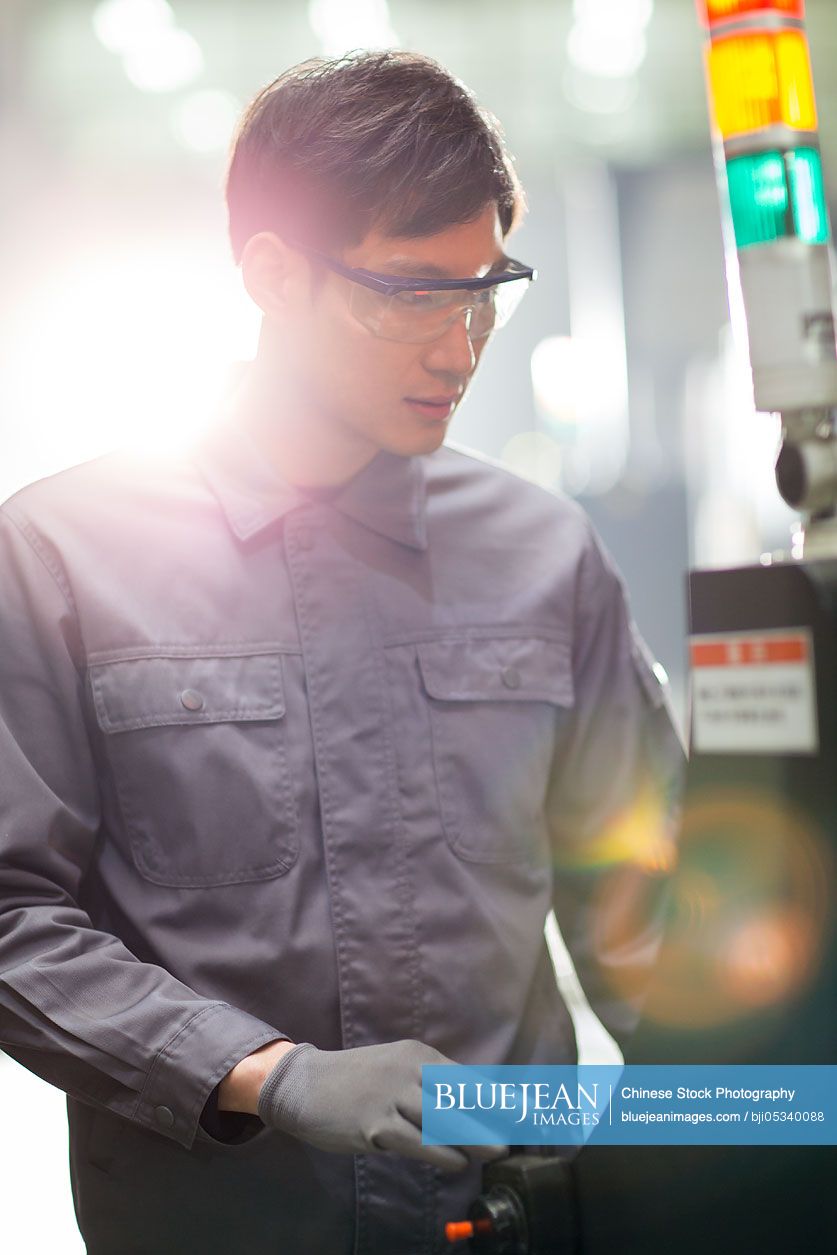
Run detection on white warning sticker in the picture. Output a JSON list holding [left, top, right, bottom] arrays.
[[690, 629, 818, 755]]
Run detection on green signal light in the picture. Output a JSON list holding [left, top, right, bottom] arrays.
[[726, 148, 831, 250], [727, 152, 789, 248], [787, 148, 830, 244]]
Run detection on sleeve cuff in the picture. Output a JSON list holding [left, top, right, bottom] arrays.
[[134, 1002, 288, 1149]]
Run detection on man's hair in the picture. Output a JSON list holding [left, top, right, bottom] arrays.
[[225, 50, 524, 262]]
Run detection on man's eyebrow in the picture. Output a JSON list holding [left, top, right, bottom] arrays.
[[378, 255, 510, 279]]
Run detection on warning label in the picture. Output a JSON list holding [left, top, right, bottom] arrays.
[[690, 629, 818, 755]]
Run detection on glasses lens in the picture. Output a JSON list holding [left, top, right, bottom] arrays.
[[347, 273, 531, 343], [492, 273, 531, 329]]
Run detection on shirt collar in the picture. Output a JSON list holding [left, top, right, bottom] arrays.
[[193, 414, 428, 552]]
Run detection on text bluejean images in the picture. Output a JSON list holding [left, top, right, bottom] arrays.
[[421, 1065, 837, 1146]]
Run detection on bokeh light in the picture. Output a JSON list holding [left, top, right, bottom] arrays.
[[531, 335, 585, 428], [92, 0, 175, 55], [122, 26, 204, 93], [565, 0, 653, 115], [500, 430, 564, 488], [93, 0, 204, 94], [567, 24, 648, 80]]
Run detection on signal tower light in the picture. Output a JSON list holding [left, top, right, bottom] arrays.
[[697, 0, 837, 552]]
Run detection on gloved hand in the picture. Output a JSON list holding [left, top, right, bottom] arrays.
[[257, 1038, 508, 1173]]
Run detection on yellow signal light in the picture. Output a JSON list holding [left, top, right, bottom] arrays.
[[707, 29, 816, 138]]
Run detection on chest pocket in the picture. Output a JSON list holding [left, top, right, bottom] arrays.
[[417, 635, 574, 864], [89, 652, 298, 887]]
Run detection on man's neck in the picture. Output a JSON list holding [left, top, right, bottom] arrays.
[[232, 360, 378, 490]]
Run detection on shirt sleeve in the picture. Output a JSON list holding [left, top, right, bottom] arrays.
[[546, 518, 686, 1052], [0, 507, 285, 1149]]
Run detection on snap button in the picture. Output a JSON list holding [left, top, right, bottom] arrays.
[[154, 1105, 175, 1129], [501, 666, 521, 690], [180, 689, 204, 712]]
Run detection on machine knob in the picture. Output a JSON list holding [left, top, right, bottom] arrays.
[[445, 1184, 529, 1254]]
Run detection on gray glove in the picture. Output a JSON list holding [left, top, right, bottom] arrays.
[[257, 1039, 507, 1173]]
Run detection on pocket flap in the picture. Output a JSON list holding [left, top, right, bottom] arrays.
[[89, 653, 285, 733], [417, 635, 574, 706]]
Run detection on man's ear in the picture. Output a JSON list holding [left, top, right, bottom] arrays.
[[240, 232, 305, 318]]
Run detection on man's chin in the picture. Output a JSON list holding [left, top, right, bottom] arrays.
[[396, 430, 448, 458], [388, 418, 452, 457]]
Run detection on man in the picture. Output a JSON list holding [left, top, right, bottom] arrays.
[[0, 51, 683, 1255]]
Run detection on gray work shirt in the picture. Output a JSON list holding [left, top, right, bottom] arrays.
[[0, 415, 683, 1254]]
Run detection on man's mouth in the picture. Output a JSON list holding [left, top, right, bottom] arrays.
[[403, 395, 458, 420]]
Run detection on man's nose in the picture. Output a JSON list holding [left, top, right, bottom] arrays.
[[422, 309, 477, 376]]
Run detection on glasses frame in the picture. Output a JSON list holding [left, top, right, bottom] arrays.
[[291, 242, 536, 297]]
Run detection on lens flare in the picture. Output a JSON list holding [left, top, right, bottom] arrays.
[[1, 246, 258, 478], [642, 789, 831, 1030], [553, 783, 679, 875], [721, 909, 817, 1007]]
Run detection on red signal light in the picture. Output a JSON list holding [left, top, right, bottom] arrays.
[[698, 0, 805, 26]]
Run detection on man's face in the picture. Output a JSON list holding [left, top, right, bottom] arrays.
[[287, 202, 506, 458]]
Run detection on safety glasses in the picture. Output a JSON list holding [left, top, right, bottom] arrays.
[[293, 243, 536, 344]]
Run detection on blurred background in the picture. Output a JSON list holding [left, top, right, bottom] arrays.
[[1, 1, 836, 1249]]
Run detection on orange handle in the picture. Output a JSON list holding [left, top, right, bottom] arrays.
[[445, 1220, 475, 1243]]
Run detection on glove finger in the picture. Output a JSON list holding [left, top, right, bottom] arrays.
[[371, 1116, 469, 1174], [396, 1091, 507, 1164], [399, 1099, 511, 1164], [465, 1143, 510, 1163], [395, 1087, 423, 1128]]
